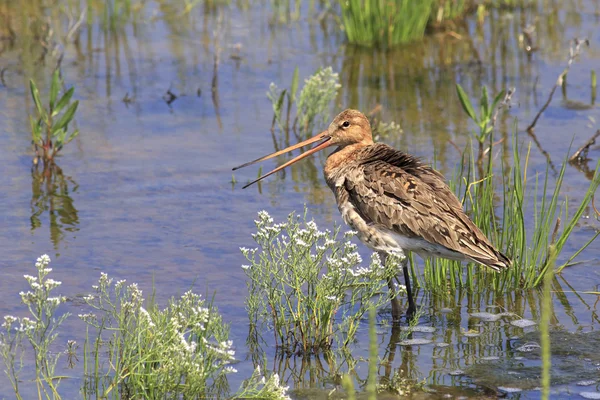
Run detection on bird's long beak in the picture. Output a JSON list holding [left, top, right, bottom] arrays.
[[233, 130, 331, 188]]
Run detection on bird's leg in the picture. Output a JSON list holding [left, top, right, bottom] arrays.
[[402, 256, 416, 318], [379, 251, 401, 322]]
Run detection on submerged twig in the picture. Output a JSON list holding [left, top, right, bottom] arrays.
[[569, 129, 600, 163], [526, 38, 590, 133], [527, 129, 559, 175]]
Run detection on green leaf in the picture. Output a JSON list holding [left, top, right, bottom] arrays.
[[275, 89, 286, 114], [290, 66, 299, 103], [30, 116, 42, 143], [455, 84, 477, 122], [29, 79, 46, 119], [491, 89, 506, 111], [480, 85, 489, 118], [52, 87, 75, 117], [49, 69, 60, 109], [54, 128, 66, 148], [53, 100, 79, 132], [64, 129, 79, 145]]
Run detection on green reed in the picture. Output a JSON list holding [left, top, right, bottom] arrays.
[[339, 0, 470, 47], [540, 245, 556, 400], [241, 209, 400, 354], [339, 0, 434, 47], [30, 69, 79, 166], [420, 88, 600, 293], [430, 0, 469, 26]]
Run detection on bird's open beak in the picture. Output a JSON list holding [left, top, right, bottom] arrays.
[[233, 130, 331, 188]]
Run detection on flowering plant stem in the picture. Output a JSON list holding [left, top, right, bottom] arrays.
[[241, 209, 403, 354]]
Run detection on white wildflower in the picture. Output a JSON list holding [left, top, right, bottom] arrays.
[[44, 278, 62, 290]]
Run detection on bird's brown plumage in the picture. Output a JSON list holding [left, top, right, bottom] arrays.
[[325, 142, 511, 271]]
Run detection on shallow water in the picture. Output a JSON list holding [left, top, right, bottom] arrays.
[[0, 0, 599, 398]]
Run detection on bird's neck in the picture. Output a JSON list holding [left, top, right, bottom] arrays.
[[324, 142, 369, 183]]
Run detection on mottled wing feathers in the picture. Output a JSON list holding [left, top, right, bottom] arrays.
[[343, 144, 511, 271]]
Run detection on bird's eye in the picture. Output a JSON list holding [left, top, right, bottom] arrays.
[[342, 121, 350, 128]]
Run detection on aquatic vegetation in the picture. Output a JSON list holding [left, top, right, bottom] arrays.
[[240, 210, 401, 353], [540, 246, 556, 400], [421, 87, 600, 292], [0, 255, 69, 399], [80, 275, 235, 398], [339, 0, 434, 47], [0, 255, 290, 400], [268, 66, 341, 136], [234, 365, 291, 400], [30, 69, 79, 166], [339, 0, 470, 47], [455, 83, 511, 162]]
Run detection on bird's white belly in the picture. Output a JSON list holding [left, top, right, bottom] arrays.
[[338, 194, 467, 262], [383, 229, 468, 262]]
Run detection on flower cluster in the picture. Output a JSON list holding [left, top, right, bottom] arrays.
[[0, 255, 71, 394], [236, 365, 291, 400], [80, 278, 237, 397], [241, 209, 401, 352]]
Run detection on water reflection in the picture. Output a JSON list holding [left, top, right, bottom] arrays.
[[30, 163, 79, 252], [243, 274, 599, 397]]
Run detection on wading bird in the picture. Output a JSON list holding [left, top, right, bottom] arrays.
[[233, 109, 510, 319]]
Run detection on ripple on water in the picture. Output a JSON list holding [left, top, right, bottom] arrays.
[[400, 326, 436, 333], [578, 380, 598, 386], [462, 332, 481, 338], [515, 342, 541, 352], [469, 312, 503, 322], [480, 356, 500, 361], [511, 319, 537, 328], [580, 392, 600, 399], [436, 342, 450, 348], [399, 338, 433, 346], [448, 369, 465, 376], [469, 312, 514, 322], [498, 387, 523, 393]]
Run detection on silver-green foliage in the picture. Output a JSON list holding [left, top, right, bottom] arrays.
[[267, 66, 340, 136], [29, 70, 79, 164], [0, 255, 291, 400], [241, 209, 401, 353], [296, 67, 341, 135], [0, 255, 69, 399], [80, 275, 236, 398]]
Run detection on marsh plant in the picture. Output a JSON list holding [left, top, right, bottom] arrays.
[[267, 67, 341, 136], [30, 69, 79, 166], [0, 255, 69, 399], [240, 210, 403, 354], [421, 87, 600, 293], [1, 256, 290, 400], [339, 0, 469, 47], [339, 0, 434, 47], [455, 83, 512, 163], [80, 275, 237, 398]]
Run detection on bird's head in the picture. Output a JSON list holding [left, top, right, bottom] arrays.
[[233, 109, 372, 188], [325, 109, 373, 147]]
